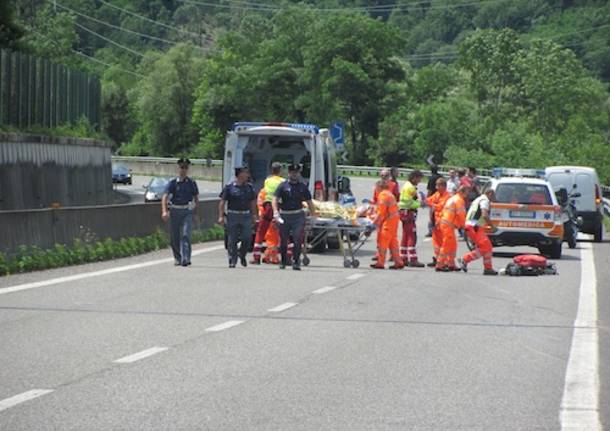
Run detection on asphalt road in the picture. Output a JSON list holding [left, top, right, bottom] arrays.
[[0, 177, 607, 430]]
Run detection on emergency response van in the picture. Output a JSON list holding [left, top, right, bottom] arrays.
[[483, 169, 564, 258], [545, 166, 604, 242], [223, 122, 338, 201]]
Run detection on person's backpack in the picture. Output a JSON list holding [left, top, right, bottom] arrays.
[[505, 254, 557, 276]]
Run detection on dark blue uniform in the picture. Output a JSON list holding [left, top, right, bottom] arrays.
[[220, 182, 256, 265], [275, 180, 312, 268], [165, 177, 199, 265]]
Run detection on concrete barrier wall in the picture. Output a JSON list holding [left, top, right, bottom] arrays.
[[0, 198, 219, 255], [113, 158, 222, 181], [0, 133, 113, 210]]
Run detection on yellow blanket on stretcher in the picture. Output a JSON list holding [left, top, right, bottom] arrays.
[[306, 200, 358, 221]]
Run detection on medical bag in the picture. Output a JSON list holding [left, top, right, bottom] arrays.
[[505, 254, 557, 276]]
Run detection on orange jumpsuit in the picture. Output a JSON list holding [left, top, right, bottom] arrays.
[[427, 189, 450, 262], [462, 195, 493, 270], [374, 190, 403, 268], [437, 194, 466, 269], [256, 190, 281, 264]]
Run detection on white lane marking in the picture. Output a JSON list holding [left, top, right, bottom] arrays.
[[205, 320, 245, 332], [0, 389, 54, 412], [423, 238, 432, 242], [560, 241, 600, 430], [312, 286, 338, 295], [346, 273, 365, 281], [113, 346, 168, 364], [268, 302, 297, 313], [0, 245, 225, 296]]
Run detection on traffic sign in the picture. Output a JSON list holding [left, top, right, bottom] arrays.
[[331, 122, 345, 151]]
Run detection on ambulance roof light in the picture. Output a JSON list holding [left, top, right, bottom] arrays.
[[492, 167, 546, 179], [232, 122, 319, 133]]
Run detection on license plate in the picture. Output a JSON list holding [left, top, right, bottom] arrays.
[[509, 210, 536, 219]]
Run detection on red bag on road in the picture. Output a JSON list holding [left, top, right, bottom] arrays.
[[513, 254, 547, 268], [505, 254, 557, 276]]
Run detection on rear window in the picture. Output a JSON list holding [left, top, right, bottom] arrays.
[[495, 183, 552, 205], [547, 172, 572, 191]]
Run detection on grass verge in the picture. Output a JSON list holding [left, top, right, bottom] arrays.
[[0, 225, 224, 277]]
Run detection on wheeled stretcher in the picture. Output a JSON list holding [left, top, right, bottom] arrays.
[[301, 217, 375, 268]]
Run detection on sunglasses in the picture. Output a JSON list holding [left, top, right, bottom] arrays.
[[179, 165, 189, 170]]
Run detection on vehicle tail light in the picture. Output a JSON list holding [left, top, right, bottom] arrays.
[[314, 180, 325, 201], [595, 184, 601, 206]]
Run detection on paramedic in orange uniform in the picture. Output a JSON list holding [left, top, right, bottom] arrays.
[[251, 162, 284, 264], [426, 178, 450, 268], [372, 169, 400, 203], [370, 181, 404, 270], [436, 186, 469, 272], [256, 189, 281, 264], [458, 189, 498, 275]]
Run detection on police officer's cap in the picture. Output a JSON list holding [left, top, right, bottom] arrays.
[[177, 157, 191, 166], [271, 162, 282, 170], [288, 164, 301, 172]]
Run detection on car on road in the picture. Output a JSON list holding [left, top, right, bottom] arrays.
[[481, 172, 564, 258], [112, 164, 132, 185], [144, 177, 171, 202], [545, 166, 604, 242]]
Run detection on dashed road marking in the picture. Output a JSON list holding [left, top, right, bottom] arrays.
[[268, 302, 298, 312], [346, 273, 365, 281], [113, 347, 169, 364], [205, 320, 245, 332], [0, 245, 225, 296], [0, 389, 54, 412], [559, 241, 600, 430], [312, 286, 338, 295]]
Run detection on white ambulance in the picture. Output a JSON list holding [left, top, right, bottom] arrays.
[[222, 122, 340, 201], [483, 169, 564, 258]]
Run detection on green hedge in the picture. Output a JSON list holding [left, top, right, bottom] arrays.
[[0, 225, 224, 277]]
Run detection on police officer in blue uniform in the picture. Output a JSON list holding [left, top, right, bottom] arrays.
[[218, 166, 257, 268], [162, 158, 199, 266], [272, 164, 317, 270]]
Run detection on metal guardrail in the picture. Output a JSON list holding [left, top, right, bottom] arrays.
[[112, 156, 223, 167], [603, 198, 610, 216], [112, 157, 608, 211]]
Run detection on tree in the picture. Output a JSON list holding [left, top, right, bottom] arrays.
[[19, 5, 79, 66], [299, 12, 404, 164], [458, 28, 522, 119], [0, 0, 24, 49], [131, 43, 204, 156]]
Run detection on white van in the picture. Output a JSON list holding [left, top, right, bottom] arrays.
[[545, 166, 604, 242], [222, 122, 339, 201]]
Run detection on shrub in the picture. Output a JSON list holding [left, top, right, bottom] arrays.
[[1, 226, 222, 277]]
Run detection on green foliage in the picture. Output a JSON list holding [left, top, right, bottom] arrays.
[[192, 8, 404, 162], [0, 226, 224, 277], [0, 0, 24, 49], [20, 5, 80, 67], [131, 43, 204, 156], [0, 117, 106, 140]]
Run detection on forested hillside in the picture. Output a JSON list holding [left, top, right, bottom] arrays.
[[3, 0, 609, 181]]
